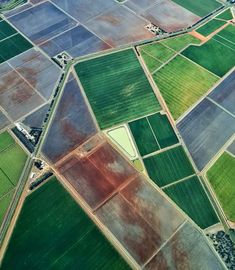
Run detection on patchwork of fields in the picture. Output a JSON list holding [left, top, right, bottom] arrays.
[[1, 177, 130, 269], [75, 49, 161, 129], [0, 131, 27, 226]]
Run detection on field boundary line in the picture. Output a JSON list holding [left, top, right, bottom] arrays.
[[206, 97, 235, 118], [161, 174, 196, 190], [215, 33, 235, 45], [0, 32, 18, 43], [142, 143, 181, 160], [143, 220, 187, 268], [0, 168, 14, 187], [0, 188, 15, 202], [225, 149, 235, 158], [212, 36, 235, 51], [146, 117, 161, 149]]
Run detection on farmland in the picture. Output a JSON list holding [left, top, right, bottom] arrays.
[[182, 38, 235, 77], [42, 75, 98, 163], [164, 176, 219, 229], [1, 177, 130, 270], [160, 34, 200, 51], [196, 19, 226, 36], [216, 8, 233, 21], [171, 0, 222, 17], [143, 146, 194, 187], [0, 131, 27, 226], [129, 112, 178, 156], [140, 50, 162, 72], [0, 20, 32, 63], [152, 55, 218, 119], [207, 152, 235, 222], [75, 49, 161, 129], [177, 98, 235, 171]]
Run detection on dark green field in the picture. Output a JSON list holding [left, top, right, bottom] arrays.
[[1, 178, 130, 270], [75, 49, 161, 129], [182, 38, 235, 77], [129, 113, 178, 156], [171, 0, 221, 17], [164, 176, 219, 229], [215, 24, 235, 44], [144, 146, 195, 187], [0, 20, 16, 41], [129, 117, 159, 156], [0, 131, 27, 227], [207, 152, 235, 222], [216, 8, 233, 21], [148, 113, 178, 148], [197, 19, 226, 36], [0, 33, 32, 63]]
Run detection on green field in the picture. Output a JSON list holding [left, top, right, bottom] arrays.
[[0, 21, 16, 41], [182, 38, 235, 77], [0, 33, 32, 63], [164, 176, 219, 229], [171, 0, 221, 17], [0, 131, 27, 227], [129, 113, 178, 156], [75, 49, 161, 129], [140, 50, 162, 72], [1, 178, 130, 270], [216, 8, 233, 21], [144, 146, 195, 187], [129, 117, 159, 156], [140, 42, 175, 63], [197, 19, 226, 36], [160, 34, 200, 51], [153, 55, 218, 119], [215, 24, 235, 44], [207, 152, 235, 222]]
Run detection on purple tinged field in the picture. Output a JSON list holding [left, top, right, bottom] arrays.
[[42, 74, 98, 163]]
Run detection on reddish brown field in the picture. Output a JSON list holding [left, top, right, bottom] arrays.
[[57, 141, 137, 209], [95, 175, 185, 265]]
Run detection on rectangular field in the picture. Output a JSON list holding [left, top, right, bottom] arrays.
[[42, 75, 98, 163], [1, 177, 130, 270], [0, 33, 32, 63], [9, 1, 77, 45], [143, 146, 195, 187], [75, 49, 161, 129], [57, 141, 136, 209], [216, 8, 233, 21], [177, 98, 235, 170], [182, 38, 235, 77], [163, 176, 219, 229], [196, 19, 226, 36], [209, 70, 235, 115], [96, 175, 185, 265], [207, 152, 235, 222], [145, 221, 225, 270], [129, 112, 178, 156], [153, 55, 218, 119], [0, 20, 16, 41], [40, 25, 111, 58], [140, 50, 162, 73], [0, 131, 27, 227], [171, 0, 222, 17], [0, 111, 10, 130]]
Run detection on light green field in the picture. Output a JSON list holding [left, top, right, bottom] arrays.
[[216, 24, 235, 44], [160, 34, 200, 51], [107, 126, 136, 159], [0, 131, 27, 227], [207, 152, 235, 222], [153, 55, 218, 119], [197, 19, 226, 36], [140, 42, 175, 63], [140, 50, 162, 72], [76, 49, 161, 129], [182, 38, 235, 77]]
